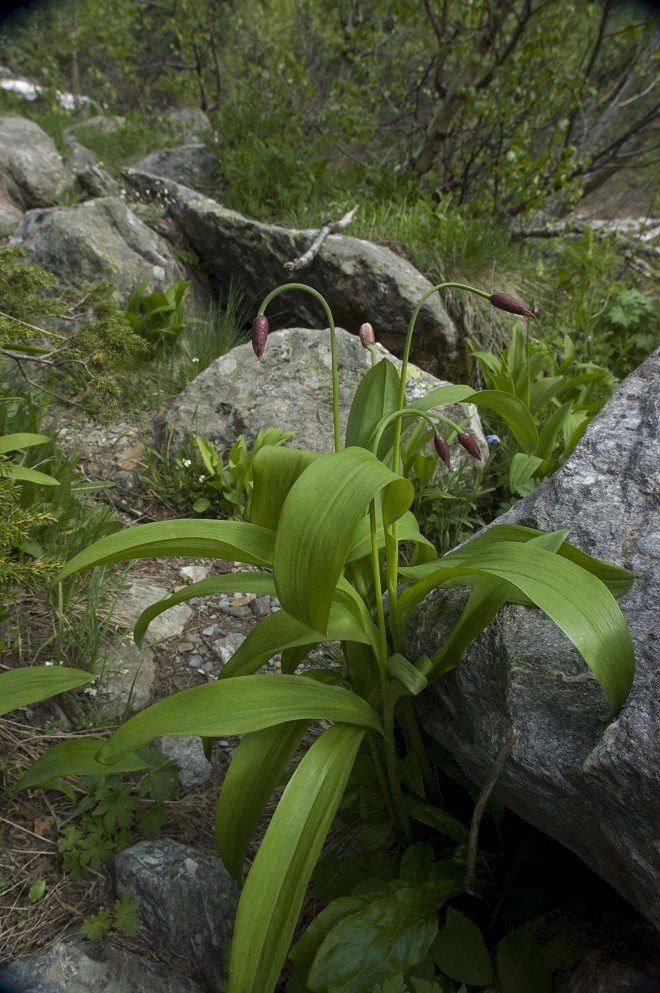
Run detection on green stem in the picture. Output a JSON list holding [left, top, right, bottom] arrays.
[[387, 281, 490, 651], [369, 499, 390, 681], [259, 283, 341, 453], [400, 699, 441, 805]]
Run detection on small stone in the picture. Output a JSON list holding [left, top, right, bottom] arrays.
[[179, 565, 210, 584], [212, 632, 247, 665], [187, 654, 204, 669]]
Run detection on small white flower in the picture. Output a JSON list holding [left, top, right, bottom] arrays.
[[191, 357, 199, 364], [44, 660, 54, 666], [182, 458, 192, 468], [199, 474, 207, 483], [84, 686, 98, 697]]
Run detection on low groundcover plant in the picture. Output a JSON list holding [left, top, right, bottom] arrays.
[[17, 281, 634, 993]]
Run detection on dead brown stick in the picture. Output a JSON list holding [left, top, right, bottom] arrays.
[[464, 730, 518, 895], [284, 205, 359, 272]]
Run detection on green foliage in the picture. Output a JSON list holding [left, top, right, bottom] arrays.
[[80, 889, 141, 940], [178, 284, 252, 384], [124, 280, 191, 351], [56, 757, 178, 881], [192, 428, 296, 518], [469, 323, 616, 504], [49, 280, 635, 993]]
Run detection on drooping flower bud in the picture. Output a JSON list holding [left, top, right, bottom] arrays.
[[457, 431, 482, 461], [489, 293, 537, 319], [433, 434, 451, 470], [359, 322, 376, 347], [251, 315, 269, 360]]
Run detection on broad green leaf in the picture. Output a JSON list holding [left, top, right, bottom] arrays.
[[0, 666, 93, 717], [400, 541, 634, 713], [215, 720, 309, 880], [306, 886, 441, 992], [230, 723, 365, 993], [219, 601, 373, 680], [97, 675, 383, 764], [0, 432, 50, 453], [348, 509, 436, 564], [508, 453, 543, 497], [57, 519, 276, 583], [345, 358, 400, 452], [250, 445, 319, 531], [431, 909, 493, 985], [275, 447, 413, 633], [404, 797, 469, 845], [387, 654, 428, 696], [496, 930, 551, 993], [470, 390, 538, 454], [6, 465, 59, 486], [407, 384, 476, 413], [289, 896, 372, 993], [15, 738, 153, 792], [133, 572, 276, 646]]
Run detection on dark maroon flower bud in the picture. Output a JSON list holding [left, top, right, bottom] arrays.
[[433, 434, 451, 470], [457, 431, 482, 461], [359, 322, 376, 347], [489, 293, 537, 319], [251, 315, 269, 360]]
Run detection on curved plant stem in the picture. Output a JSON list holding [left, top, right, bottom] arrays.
[[259, 283, 341, 452]]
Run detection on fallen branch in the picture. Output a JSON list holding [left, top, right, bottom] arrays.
[[284, 205, 359, 272]]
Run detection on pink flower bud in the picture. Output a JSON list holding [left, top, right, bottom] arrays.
[[251, 315, 269, 360], [434, 434, 451, 470], [531, 305, 541, 318], [457, 431, 482, 461], [489, 293, 537, 319], [359, 322, 376, 347]]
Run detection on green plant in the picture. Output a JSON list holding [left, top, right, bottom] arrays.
[[81, 889, 142, 940], [38, 280, 634, 993], [124, 280, 190, 351], [56, 757, 177, 880], [177, 284, 252, 385], [193, 427, 296, 517], [469, 323, 617, 504]]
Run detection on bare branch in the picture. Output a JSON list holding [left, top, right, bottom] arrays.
[[284, 206, 360, 272]]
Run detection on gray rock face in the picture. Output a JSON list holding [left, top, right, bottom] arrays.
[[112, 838, 240, 989], [133, 145, 220, 197], [0, 937, 205, 993], [407, 347, 660, 927], [164, 326, 486, 458], [15, 196, 186, 300], [123, 169, 462, 377], [0, 116, 65, 228]]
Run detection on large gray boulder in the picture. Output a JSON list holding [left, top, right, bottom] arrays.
[[133, 144, 220, 198], [0, 116, 66, 229], [123, 169, 463, 377], [406, 347, 660, 927], [15, 196, 186, 300], [112, 838, 240, 990], [164, 327, 487, 458]]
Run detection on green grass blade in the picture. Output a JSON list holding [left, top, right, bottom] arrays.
[[97, 675, 383, 763], [229, 723, 365, 993], [215, 720, 309, 880]]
